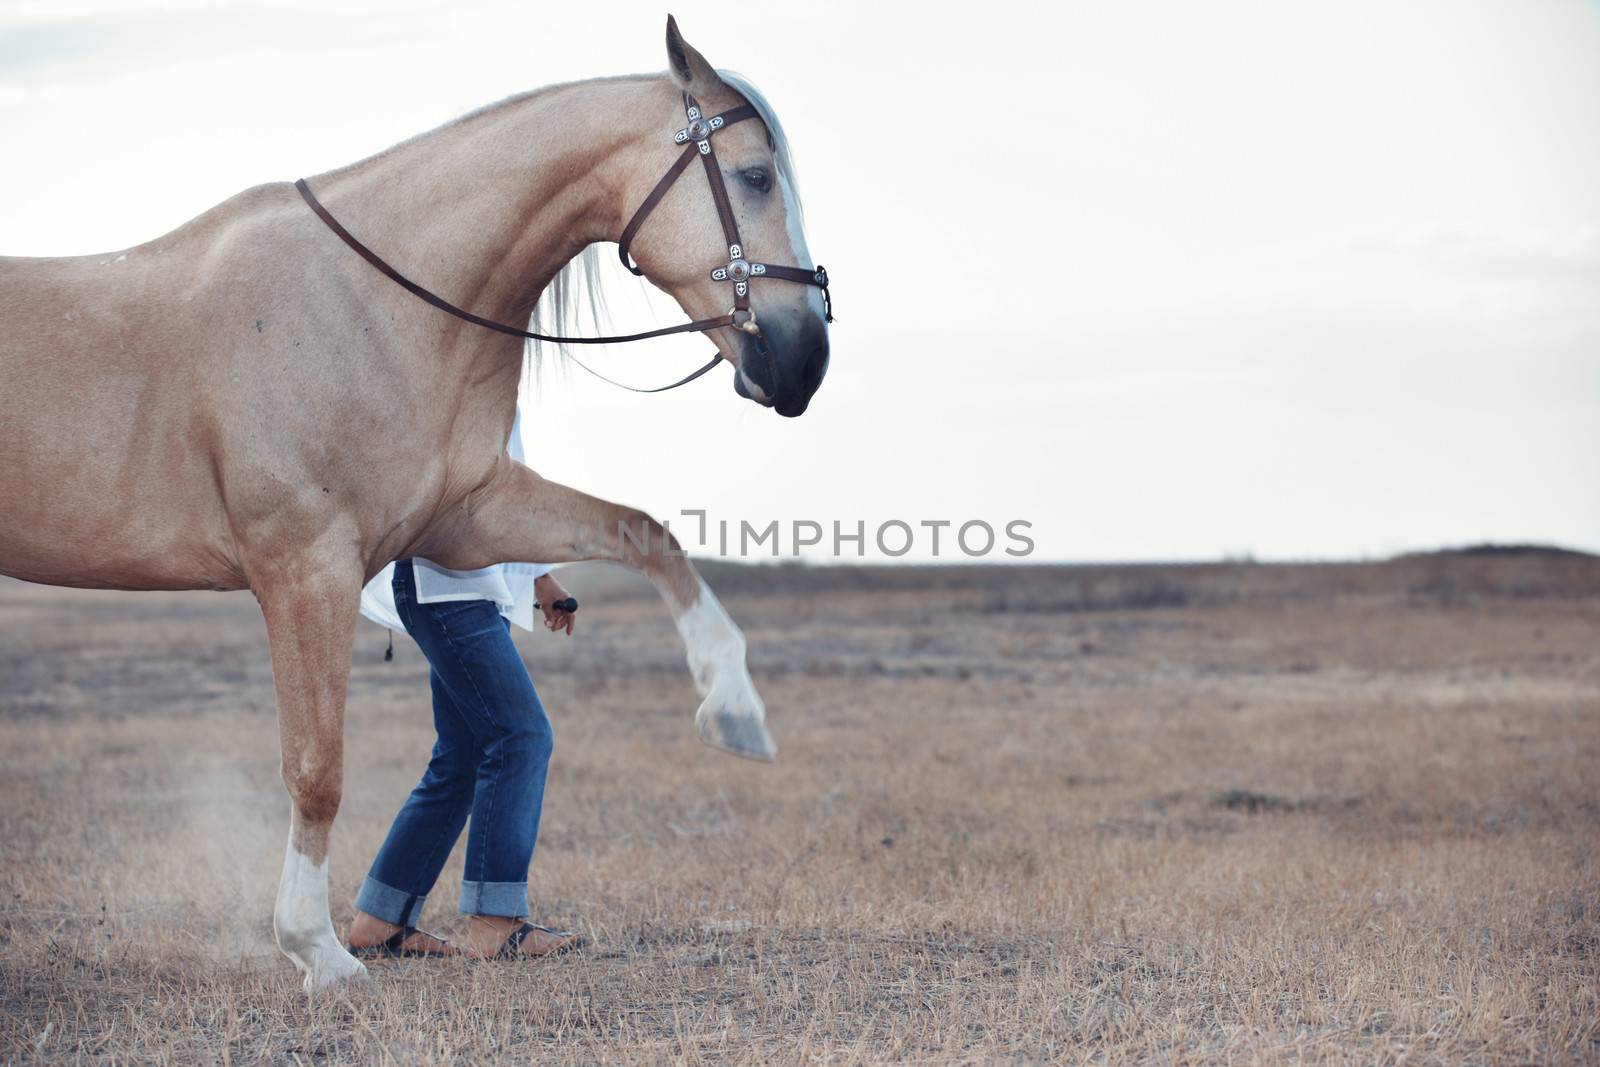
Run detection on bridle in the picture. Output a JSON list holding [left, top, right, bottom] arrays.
[[295, 91, 831, 395]]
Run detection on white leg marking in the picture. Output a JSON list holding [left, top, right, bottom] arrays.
[[273, 829, 366, 991], [674, 577, 776, 761]]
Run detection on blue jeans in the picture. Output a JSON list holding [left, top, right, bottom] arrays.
[[355, 559, 554, 923]]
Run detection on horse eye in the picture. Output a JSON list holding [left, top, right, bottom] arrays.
[[741, 167, 772, 193]]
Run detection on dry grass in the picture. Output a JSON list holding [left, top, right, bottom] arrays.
[[2, 552, 1597, 1064]]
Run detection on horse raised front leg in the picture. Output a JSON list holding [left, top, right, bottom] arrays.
[[253, 556, 369, 990], [421, 461, 775, 760]]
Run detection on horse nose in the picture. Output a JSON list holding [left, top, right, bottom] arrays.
[[775, 329, 828, 418]]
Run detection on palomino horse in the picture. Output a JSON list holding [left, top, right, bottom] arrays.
[[0, 18, 830, 989]]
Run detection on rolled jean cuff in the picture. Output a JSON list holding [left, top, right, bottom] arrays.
[[460, 880, 528, 918], [356, 875, 428, 927]]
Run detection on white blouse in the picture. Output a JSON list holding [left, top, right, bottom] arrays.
[[359, 409, 551, 634]]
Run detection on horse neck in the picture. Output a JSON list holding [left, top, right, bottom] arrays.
[[307, 76, 663, 331]]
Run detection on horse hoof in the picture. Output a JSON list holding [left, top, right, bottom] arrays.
[[302, 950, 369, 992], [696, 693, 777, 761]]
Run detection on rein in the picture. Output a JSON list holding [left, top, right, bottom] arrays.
[[295, 91, 831, 395]]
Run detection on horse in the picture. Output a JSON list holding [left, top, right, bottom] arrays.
[[0, 16, 831, 990]]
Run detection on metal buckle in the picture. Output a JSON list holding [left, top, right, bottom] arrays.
[[730, 308, 760, 334]]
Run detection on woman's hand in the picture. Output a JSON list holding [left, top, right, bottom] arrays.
[[534, 573, 576, 636]]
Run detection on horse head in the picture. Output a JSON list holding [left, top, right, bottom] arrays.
[[618, 17, 832, 417]]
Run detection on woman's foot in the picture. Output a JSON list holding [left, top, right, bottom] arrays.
[[465, 914, 585, 958], [347, 910, 456, 956]]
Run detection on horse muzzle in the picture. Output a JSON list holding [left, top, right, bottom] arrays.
[[734, 315, 829, 418]]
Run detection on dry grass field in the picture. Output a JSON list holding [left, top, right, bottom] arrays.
[[2, 550, 1597, 1064]]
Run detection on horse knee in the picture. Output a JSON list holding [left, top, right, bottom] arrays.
[[281, 753, 343, 824], [617, 507, 680, 560]]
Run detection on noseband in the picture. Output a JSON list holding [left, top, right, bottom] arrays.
[[295, 91, 831, 395]]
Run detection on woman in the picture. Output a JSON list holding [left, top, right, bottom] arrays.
[[345, 409, 583, 960]]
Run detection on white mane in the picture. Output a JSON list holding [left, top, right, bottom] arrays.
[[528, 70, 801, 364]]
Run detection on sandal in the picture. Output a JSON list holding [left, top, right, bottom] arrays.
[[349, 925, 453, 959], [494, 921, 586, 959]]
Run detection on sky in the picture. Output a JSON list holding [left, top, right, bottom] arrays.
[[2, 0, 1596, 563]]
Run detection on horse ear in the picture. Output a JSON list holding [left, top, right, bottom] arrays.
[[665, 15, 720, 93]]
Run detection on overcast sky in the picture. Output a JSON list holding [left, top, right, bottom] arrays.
[[2, 0, 1596, 562]]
